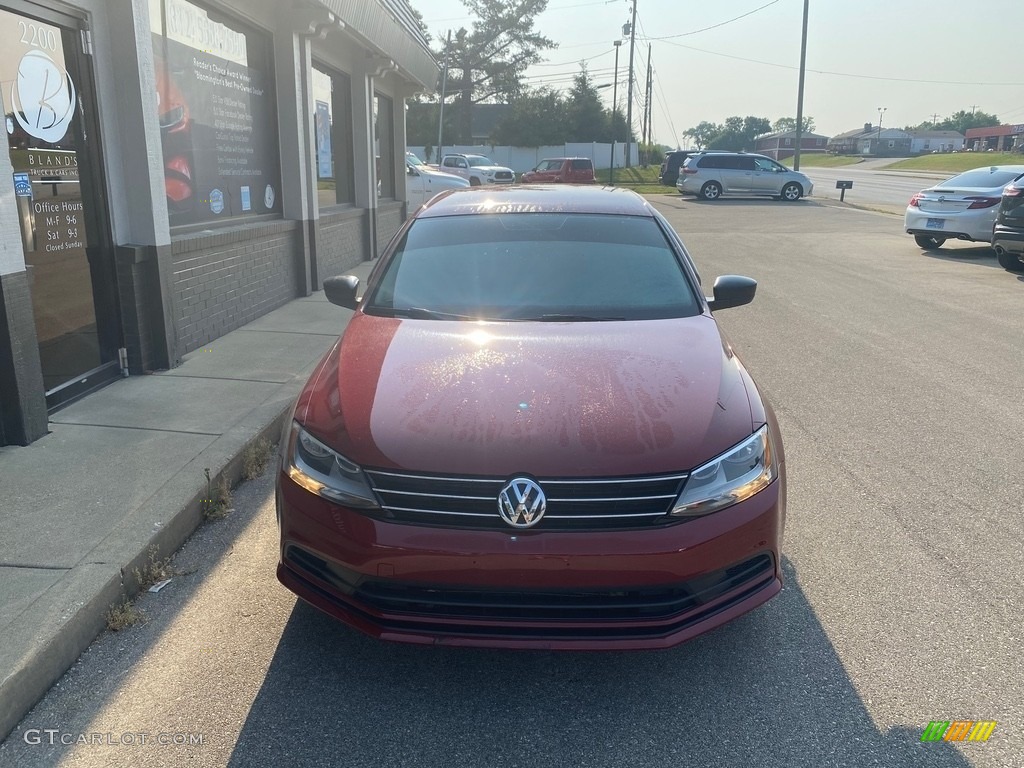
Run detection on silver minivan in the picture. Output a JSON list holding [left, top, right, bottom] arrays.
[[677, 152, 813, 201]]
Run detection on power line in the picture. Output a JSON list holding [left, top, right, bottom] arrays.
[[531, 48, 615, 67], [423, 0, 609, 24], [654, 39, 1024, 86], [643, 0, 781, 41], [651, 68, 679, 146]]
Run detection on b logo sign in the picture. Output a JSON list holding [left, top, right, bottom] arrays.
[[12, 50, 76, 143]]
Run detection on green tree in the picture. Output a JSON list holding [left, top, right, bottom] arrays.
[[406, 99, 459, 158], [934, 109, 999, 134], [444, 0, 557, 143], [707, 116, 771, 151], [564, 63, 608, 142], [772, 116, 816, 134], [491, 89, 567, 146], [683, 121, 721, 150]]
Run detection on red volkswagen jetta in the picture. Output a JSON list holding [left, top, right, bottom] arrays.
[[277, 185, 786, 650]]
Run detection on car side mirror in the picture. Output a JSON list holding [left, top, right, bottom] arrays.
[[706, 275, 757, 312], [407, 166, 418, 176], [323, 274, 360, 310]]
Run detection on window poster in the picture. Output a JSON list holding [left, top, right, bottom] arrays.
[[150, 0, 281, 226]]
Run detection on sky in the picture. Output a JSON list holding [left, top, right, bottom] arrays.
[[411, 0, 1024, 147]]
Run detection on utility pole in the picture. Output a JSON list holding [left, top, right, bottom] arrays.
[[792, 0, 809, 170], [624, 0, 637, 167], [930, 113, 940, 125], [877, 106, 887, 155], [609, 39, 622, 185], [436, 30, 451, 163], [644, 44, 652, 165]]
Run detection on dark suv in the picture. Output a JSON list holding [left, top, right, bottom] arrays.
[[993, 177, 1024, 273], [659, 151, 695, 186]]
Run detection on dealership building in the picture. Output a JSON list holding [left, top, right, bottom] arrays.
[[0, 0, 437, 446]]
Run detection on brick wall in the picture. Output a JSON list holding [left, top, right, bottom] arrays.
[[170, 220, 301, 356], [318, 209, 369, 280]]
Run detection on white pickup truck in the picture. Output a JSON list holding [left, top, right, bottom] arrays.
[[405, 154, 469, 208], [437, 154, 516, 186]]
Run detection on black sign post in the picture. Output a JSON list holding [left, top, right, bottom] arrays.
[[836, 180, 853, 202]]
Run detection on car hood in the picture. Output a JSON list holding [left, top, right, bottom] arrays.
[[419, 167, 470, 184], [297, 314, 756, 476], [474, 165, 513, 173]]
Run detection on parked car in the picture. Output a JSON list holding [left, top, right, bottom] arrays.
[[992, 176, 1024, 272], [438, 153, 515, 186], [520, 157, 596, 184], [659, 150, 696, 186], [405, 162, 470, 209], [277, 185, 786, 650], [905, 165, 1024, 250], [677, 152, 812, 201]]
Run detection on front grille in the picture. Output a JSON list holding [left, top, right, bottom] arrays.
[[354, 554, 775, 624], [362, 469, 688, 530], [493, 171, 514, 181]]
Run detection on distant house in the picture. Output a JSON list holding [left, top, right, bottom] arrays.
[[753, 130, 830, 161], [964, 124, 1024, 153], [827, 123, 912, 156], [907, 130, 964, 154]]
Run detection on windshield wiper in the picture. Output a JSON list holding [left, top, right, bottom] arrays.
[[521, 313, 627, 322], [380, 306, 475, 320]]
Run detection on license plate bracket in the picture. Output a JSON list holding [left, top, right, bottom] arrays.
[[926, 218, 945, 230]]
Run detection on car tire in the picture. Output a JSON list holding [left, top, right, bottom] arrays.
[[781, 182, 802, 202], [469, 177, 481, 186], [700, 182, 722, 201], [996, 249, 1024, 273], [914, 234, 946, 250]]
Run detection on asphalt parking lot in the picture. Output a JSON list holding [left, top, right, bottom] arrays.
[[1, 196, 1020, 768]]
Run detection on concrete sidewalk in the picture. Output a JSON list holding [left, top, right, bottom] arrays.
[[0, 259, 373, 741]]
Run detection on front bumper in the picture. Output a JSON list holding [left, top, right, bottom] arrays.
[[276, 470, 785, 650]]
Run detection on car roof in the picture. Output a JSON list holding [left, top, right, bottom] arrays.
[[417, 185, 655, 218]]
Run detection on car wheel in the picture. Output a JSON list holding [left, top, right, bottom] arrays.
[[469, 177, 481, 186], [996, 249, 1024, 273], [700, 182, 722, 201], [781, 182, 802, 201], [914, 234, 946, 250]]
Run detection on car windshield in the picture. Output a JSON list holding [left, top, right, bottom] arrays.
[[940, 168, 1024, 189], [466, 156, 493, 167], [364, 213, 700, 321], [406, 152, 424, 166]]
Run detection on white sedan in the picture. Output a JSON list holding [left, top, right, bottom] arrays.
[[405, 161, 469, 209], [905, 165, 1024, 250]]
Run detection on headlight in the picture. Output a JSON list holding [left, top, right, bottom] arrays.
[[285, 422, 379, 509], [671, 426, 776, 518]]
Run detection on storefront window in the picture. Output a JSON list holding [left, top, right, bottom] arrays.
[[374, 94, 394, 198], [312, 65, 354, 208], [149, 0, 281, 226]]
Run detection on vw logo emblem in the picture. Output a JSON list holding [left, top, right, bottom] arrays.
[[497, 477, 546, 529]]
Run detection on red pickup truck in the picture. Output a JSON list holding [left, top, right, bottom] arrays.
[[520, 157, 596, 184]]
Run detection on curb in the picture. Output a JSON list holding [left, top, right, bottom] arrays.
[[0, 403, 293, 741]]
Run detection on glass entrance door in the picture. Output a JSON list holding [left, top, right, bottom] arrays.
[[2, 4, 121, 409]]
